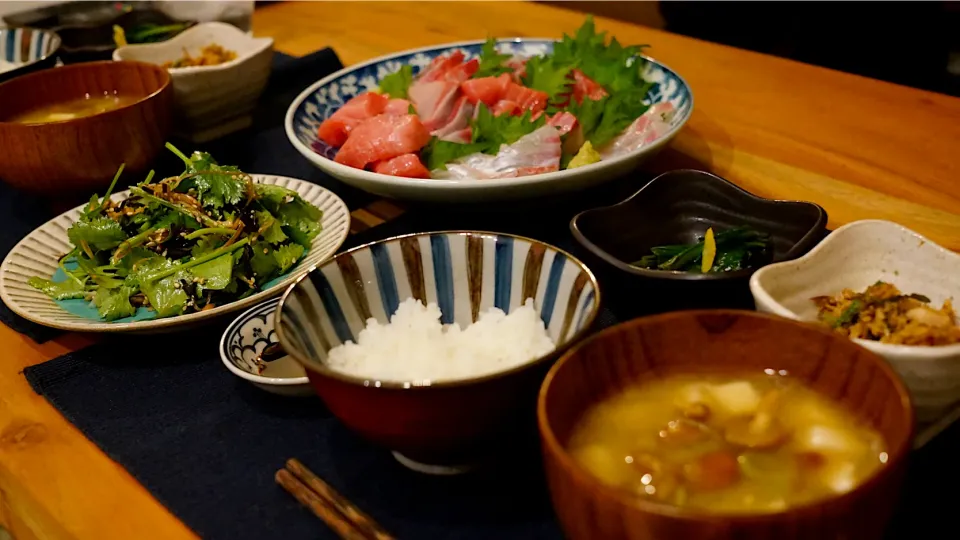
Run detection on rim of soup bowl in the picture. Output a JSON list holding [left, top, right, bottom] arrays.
[[537, 309, 915, 522], [0, 60, 172, 126], [275, 230, 602, 390]]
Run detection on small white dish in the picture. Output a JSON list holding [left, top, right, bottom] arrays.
[[750, 219, 960, 444], [113, 22, 273, 143], [220, 299, 312, 397]]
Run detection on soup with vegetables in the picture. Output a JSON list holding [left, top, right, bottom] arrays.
[[568, 373, 887, 513], [7, 93, 139, 124]]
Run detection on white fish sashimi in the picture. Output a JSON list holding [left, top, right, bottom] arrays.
[[598, 102, 676, 159], [432, 126, 562, 180]]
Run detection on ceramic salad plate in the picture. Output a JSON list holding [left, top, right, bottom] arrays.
[[286, 34, 693, 203], [0, 175, 349, 333]]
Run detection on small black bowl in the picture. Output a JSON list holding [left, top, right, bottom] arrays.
[[570, 169, 827, 312]]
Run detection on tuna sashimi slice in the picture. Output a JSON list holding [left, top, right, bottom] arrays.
[[598, 102, 675, 159], [547, 111, 578, 135], [440, 127, 472, 144], [547, 111, 584, 155], [432, 126, 561, 180], [384, 98, 413, 115], [418, 51, 467, 83], [502, 83, 549, 114], [372, 154, 431, 178], [317, 92, 389, 148], [408, 80, 460, 131], [432, 96, 474, 137], [334, 114, 431, 170], [492, 100, 522, 117], [571, 69, 608, 104], [460, 74, 512, 107]]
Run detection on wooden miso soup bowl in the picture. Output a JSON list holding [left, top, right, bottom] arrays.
[[538, 310, 914, 540], [0, 60, 172, 195]]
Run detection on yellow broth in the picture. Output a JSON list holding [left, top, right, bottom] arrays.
[[7, 93, 140, 124], [567, 373, 887, 514]]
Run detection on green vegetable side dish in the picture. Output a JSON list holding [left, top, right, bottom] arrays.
[[28, 143, 324, 322], [631, 227, 772, 273]]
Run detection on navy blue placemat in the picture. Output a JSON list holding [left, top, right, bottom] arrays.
[[0, 47, 356, 343], [23, 210, 628, 540], [22, 194, 960, 539]]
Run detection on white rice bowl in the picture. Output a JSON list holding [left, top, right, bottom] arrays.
[[325, 298, 556, 384]]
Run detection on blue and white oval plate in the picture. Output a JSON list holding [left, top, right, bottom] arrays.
[[285, 39, 693, 203]]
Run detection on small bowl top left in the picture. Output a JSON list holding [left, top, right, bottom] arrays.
[[0, 60, 173, 194], [0, 27, 61, 83]]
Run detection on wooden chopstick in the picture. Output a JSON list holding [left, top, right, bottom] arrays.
[[276, 458, 396, 540]]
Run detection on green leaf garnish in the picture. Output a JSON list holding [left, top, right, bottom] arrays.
[[552, 15, 651, 95], [379, 64, 414, 99], [520, 55, 574, 104], [473, 38, 513, 78]]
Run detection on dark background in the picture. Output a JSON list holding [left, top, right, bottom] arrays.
[[548, 1, 960, 97]]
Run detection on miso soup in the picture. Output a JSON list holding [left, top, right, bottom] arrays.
[[567, 373, 887, 513], [7, 93, 140, 124]]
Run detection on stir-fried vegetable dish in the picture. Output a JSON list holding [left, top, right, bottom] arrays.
[[632, 227, 771, 273], [28, 144, 323, 321], [162, 44, 237, 69], [812, 281, 960, 346], [317, 16, 676, 180]]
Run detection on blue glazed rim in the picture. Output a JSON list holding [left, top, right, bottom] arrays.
[[275, 230, 603, 390], [285, 38, 694, 188], [219, 298, 309, 385], [0, 27, 61, 79]]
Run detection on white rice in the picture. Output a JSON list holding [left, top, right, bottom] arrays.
[[325, 298, 555, 383]]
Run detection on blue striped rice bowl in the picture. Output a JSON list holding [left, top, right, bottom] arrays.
[[278, 231, 600, 383], [0, 27, 61, 82]]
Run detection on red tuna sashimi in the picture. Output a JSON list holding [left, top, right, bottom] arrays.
[[440, 127, 471, 144], [416, 51, 479, 85], [492, 100, 522, 117], [384, 98, 413, 115], [334, 114, 431, 170], [462, 74, 548, 114], [432, 96, 474, 137], [317, 92, 389, 147], [417, 51, 464, 82], [571, 69, 608, 104], [548, 111, 584, 155], [460, 74, 512, 107], [547, 111, 578, 135], [372, 154, 431, 178], [408, 80, 460, 131], [506, 57, 528, 81], [502, 83, 548, 114]]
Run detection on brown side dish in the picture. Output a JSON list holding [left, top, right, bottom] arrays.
[[813, 281, 960, 346], [162, 44, 237, 69]]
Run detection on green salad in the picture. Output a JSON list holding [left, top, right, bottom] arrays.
[[28, 143, 323, 321]]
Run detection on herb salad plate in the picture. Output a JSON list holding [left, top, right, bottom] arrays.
[[0, 175, 349, 333]]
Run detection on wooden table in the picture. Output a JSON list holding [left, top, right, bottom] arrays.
[[1, 2, 958, 539]]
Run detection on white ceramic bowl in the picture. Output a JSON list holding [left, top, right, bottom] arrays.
[[113, 22, 273, 143], [285, 39, 692, 203], [220, 298, 312, 397], [750, 220, 960, 437]]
